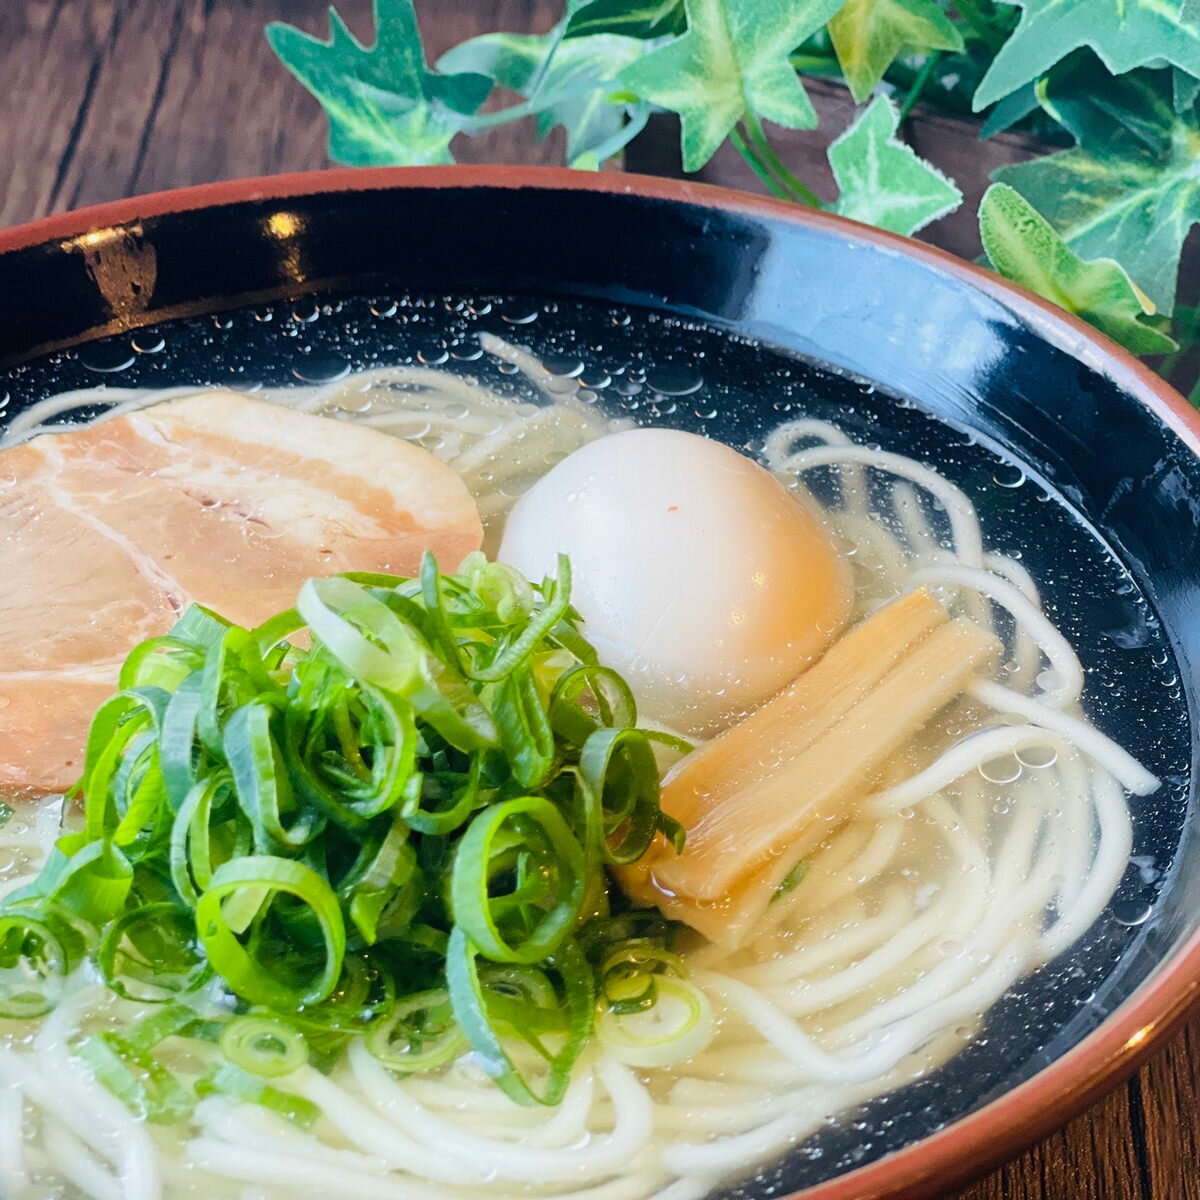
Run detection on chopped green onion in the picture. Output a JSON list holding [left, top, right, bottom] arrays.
[[73, 1032, 194, 1124], [220, 1015, 310, 1078], [466, 555, 573, 684], [97, 902, 209, 1001], [773, 860, 808, 901], [451, 796, 586, 965], [196, 1062, 321, 1128], [577, 727, 672, 865], [447, 927, 593, 1105], [0, 907, 85, 1019], [495, 665, 556, 789], [196, 856, 345, 1008], [365, 988, 466, 1073], [596, 974, 714, 1068], [3, 554, 690, 1108], [550, 664, 637, 746]]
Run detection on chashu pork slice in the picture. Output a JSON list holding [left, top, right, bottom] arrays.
[[0, 390, 483, 797]]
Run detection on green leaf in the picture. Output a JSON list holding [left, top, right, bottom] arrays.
[[265, 0, 492, 166], [565, 0, 687, 39], [829, 96, 962, 235], [438, 29, 650, 168], [828, 0, 963, 103], [979, 183, 1177, 356], [619, 0, 842, 172], [1173, 65, 1200, 113], [994, 59, 1200, 310], [974, 0, 1200, 111], [979, 80, 1039, 139]]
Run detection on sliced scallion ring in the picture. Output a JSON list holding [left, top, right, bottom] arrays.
[[219, 1015, 310, 1078], [195, 856, 345, 1009], [451, 795, 585, 965], [364, 988, 466, 1073], [596, 974, 715, 1068]]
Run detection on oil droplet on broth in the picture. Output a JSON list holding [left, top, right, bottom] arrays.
[[541, 356, 583, 379], [291, 356, 351, 385], [499, 304, 539, 325], [1111, 899, 1153, 927], [646, 365, 704, 396], [291, 300, 321, 324], [78, 341, 136, 373], [1036, 669, 1065, 692], [131, 331, 165, 354], [1016, 744, 1057, 769], [978, 753, 1022, 784], [992, 464, 1026, 488]]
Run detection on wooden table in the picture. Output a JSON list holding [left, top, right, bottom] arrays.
[[1, 2, 1197, 1197]]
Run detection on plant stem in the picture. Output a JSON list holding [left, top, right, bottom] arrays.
[[461, 101, 538, 134], [1156, 346, 1186, 380], [1171, 303, 1200, 332], [744, 112, 822, 206], [789, 52, 843, 76], [525, 17, 567, 105], [898, 52, 944, 123], [730, 128, 793, 202], [1187, 371, 1200, 409]]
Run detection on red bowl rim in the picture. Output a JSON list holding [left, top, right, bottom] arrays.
[[3, 164, 1199, 1200]]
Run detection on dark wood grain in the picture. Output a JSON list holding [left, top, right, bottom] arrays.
[[0, 3, 1194, 1198]]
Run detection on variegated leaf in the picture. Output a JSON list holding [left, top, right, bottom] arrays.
[[829, 96, 961, 235], [980, 184, 1176, 356]]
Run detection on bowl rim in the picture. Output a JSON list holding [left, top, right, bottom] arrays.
[[3, 164, 1198, 1200]]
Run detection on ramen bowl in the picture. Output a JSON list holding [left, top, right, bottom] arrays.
[[0, 168, 1197, 1200]]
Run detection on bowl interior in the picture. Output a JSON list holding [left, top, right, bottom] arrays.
[[1, 178, 1197, 1196]]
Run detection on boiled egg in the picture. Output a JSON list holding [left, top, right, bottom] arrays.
[[499, 428, 852, 733]]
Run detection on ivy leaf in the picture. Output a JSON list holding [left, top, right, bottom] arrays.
[[979, 80, 1039, 139], [828, 0, 963, 103], [619, 0, 843, 172], [265, 0, 491, 166], [1173, 65, 1200, 113], [565, 0, 687, 39], [995, 59, 1199, 310], [439, 30, 649, 168], [979, 184, 1177, 356], [974, 0, 1200, 111], [828, 97, 962, 235]]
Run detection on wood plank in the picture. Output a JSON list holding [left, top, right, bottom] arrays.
[[0, 0, 119, 226], [14, 0, 568, 221], [955, 1079, 1149, 1199], [1136, 1017, 1200, 1200]]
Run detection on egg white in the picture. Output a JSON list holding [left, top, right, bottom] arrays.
[[499, 428, 851, 732]]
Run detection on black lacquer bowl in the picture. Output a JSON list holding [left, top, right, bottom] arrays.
[[1, 168, 1198, 1200]]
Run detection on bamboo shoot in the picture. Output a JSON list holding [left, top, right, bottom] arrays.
[[617, 595, 1000, 948]]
